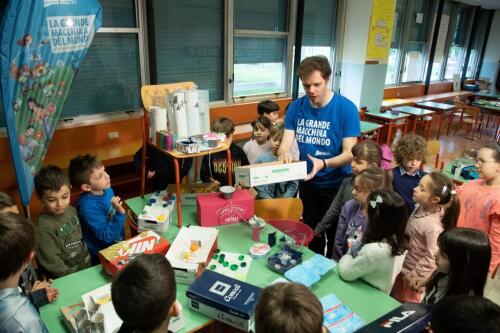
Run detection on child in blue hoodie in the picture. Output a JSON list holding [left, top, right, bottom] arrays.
[[69, 154, 125, 264]]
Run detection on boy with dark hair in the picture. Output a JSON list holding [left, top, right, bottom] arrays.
[[200, 118, 249, 186], [69, 154, 125, 263], [34, 166, 91, 277], [431, 295, 500, 333], [0, 213, 48, 332], [255, 282, 326, 333], [392, 134, 428, 212], [257, 100, 280, 124], [112, 254, 179, 333], [254, 122, 298, 198]]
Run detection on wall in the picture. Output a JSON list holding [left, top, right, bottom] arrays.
[[479, 10, 500, 86]]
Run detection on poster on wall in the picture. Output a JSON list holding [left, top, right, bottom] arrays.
[[0, 0, 102, 207], [366, 0, 396, 60]]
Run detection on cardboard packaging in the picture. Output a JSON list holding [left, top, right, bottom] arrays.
[[196, 190, 254, 227], [167, 183, 219, 206], [166, 226, 219, 284], [234, 161, 307, 187], [186, 270, 261, 332], [355, 303, 431, 333], [98, 231, 170, 275], [137, 191, 176, 233]]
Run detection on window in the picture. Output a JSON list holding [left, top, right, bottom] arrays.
[[466, 9, 490, 79], [233, 0, 290, 98], [153, 0, 224, 101], [444, 4, 473, 80], [429, 1, 451, 81], [400, 0, 436, 83], [385, 0, 407, 85], [298, 0, 338, 93]]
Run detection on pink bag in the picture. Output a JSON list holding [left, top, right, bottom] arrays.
[[380, 144, 394, 170]]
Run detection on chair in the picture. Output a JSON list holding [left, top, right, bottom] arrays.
[[254, 198, 303, 221], [454, 105, 483, 140], [447, 99, 470, 135], [425, 140, 443, 170]]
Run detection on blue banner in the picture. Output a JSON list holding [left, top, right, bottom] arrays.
[[0, 0, 102, 206]]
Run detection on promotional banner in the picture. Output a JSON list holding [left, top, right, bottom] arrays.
[[0, 0, 102, 206]]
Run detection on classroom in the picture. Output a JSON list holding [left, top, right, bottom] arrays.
[[0, 0, 499, 332]]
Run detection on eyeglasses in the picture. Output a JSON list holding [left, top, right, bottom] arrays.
[[475, 159, 497, 166]]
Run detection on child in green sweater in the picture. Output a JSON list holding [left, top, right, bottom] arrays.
[[34, 166, 91, 278]]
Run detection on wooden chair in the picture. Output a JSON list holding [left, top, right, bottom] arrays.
[[254, 198, 303, 221], [447, 100, 470, 135], [454, 105, 483, 140], [425, 140, 443, 170]]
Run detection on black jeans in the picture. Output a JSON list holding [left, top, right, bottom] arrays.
[[299, 181, 339, 255]]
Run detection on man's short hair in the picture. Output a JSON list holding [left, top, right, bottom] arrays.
[[255, 283, 323, 333], [68, 154, 103, 188], [35, 165, 71, 197], [0, 213, 35, 280], [0, 192, 15, 211], [431, 295, 500, 333], [297, 55, 332, 80], [257, 100, 280, 116], [112, 254, 176, 332], [211, 117, 235, 137], [394, 134, 427, 164]]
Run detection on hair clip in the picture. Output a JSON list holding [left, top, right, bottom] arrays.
[[441, 185, 448, 195], [450, 189, 456, 195], [369, 195, 383, 208]]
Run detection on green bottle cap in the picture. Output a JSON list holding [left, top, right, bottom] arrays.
[[230, 264, 238, 271], [210, 265, 217, 270], [218, 257, 224, 264], [240, 262, 247, 267], [238, 255, 245, 261], [213, 254, 219, 260], [223, 261, 229, 267]]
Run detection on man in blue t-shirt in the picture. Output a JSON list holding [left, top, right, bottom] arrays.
[[279, 56, 360, 255]]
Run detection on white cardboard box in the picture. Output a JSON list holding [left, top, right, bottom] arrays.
[[234, 161, 307, 187], [137, 191, 176, 233]]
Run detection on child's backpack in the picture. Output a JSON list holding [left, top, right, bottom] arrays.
[[380, 144, 394, 171]]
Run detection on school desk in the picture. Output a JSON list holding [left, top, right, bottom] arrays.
[[381, 98, 414, 108], [359, 121, 383, 143], [472, 101, 500, 140], [363, 110, 410, 144], [40, 201, 400, 333], [392, 106, 435, 140], [414, 101, 456, 139]]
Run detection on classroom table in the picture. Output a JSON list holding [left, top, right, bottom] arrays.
[[472, 101, 500, 140], [363, 110, 410, 144], [414, 101, 456, 139], [381, 98, 414, 108], [442, 160, 473, 185], [392, 106, 435, 140], [40, 198, 400, 333], [474, 89, 500, 101], [359, 120, 383, 143]]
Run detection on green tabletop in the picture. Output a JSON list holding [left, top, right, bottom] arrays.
[[360, 120, 383, 134], [364, 109, 411, 121], [472, 101, 500, 113], [442, 160, 472, 185], [393, 106, 435, 116], [41, 196, 400, 332], [415, 101, 455, 111], [475, 90, 500, 100]]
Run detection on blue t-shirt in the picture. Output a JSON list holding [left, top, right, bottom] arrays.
[[285, 94, 360, 188]]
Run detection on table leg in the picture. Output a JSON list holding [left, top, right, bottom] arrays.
[[412, 116, 417, 134], [386, 122, 393, 145], [446, 111, 453, 136], [173, 158, 182, 227], [226, 148, 233, 186], [425, 116, 432, 141], [436, 111, 444, 140]]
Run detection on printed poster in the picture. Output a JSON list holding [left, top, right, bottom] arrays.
[[0, 0, 102, 206], [366, 0, 396, 60]]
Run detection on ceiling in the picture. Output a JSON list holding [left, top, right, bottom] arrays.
[[458, 0, 500, 10]]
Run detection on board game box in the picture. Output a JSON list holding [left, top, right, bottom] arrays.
[[355, 303, 431, 333], [186, 270, 261, 332], [137, 190, 176, 233], [196, 189, 254, 227]]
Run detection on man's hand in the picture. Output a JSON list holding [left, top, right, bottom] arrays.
[[304, 154, 325, 181], [111, 196, 125, 214], [279, 151, 293, 164]]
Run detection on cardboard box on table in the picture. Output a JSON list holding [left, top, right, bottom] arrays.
[[137, 190, 176, 233], [355, 303, 431, 333], [167, 183, 219, 206], [98, 231, 170, 275], [165, 226, 219, 284], [196, 189, 254, 227], [234, 161, 307, 187], [186, 270, 261, 332]]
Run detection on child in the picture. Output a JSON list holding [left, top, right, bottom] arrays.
[[243, 116, 271, 164], [254, 282, 325, 333], [0, 192, 58, 310], [424, 228, 491, 305], [254, 122, 298, 199], [431, 295, 500, 333], [393, 172, 460, 303], [332, 166, 392, 260], [392, 134, 427, 212], [200, 118, 249, 186], [257, 100, 280, 124], [34, 166, 91, 277], [456, 142, 500, 273], [338, 190, 408, 294], [0, 213, 48, 332], [314, 141, 382, 257], [111, 254, 179, 333], [69, 154, 125, 263]]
